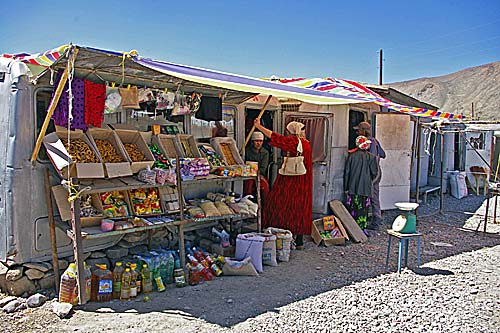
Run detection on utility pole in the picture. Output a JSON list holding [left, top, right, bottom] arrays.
[[471, 102, 475, 120], [379, 49, 383, 85]]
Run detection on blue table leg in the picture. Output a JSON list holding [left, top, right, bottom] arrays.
[[404, 238, 409, 267], [398, 239, 403, 273], [417, 236, 421, 268], [386, 235, 392, 268]]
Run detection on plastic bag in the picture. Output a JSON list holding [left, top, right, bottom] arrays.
[[222, 257, 259, 276], [235, 233, 265, 273]]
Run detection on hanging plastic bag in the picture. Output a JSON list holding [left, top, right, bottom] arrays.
[[171, 92, 191, 116], [104, 87, 122, 114]]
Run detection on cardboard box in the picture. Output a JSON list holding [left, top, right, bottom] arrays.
[[43, 128, 105, 179], [114, 129, 155, 173], [177, 134, 201, 158], [52, 185, 104, 227], [86, 128, 133, 178], [153, 134, 181, 159], [311, 218, 346, 246], [211, 243, 235, 257], [211, 137, 245, 165]]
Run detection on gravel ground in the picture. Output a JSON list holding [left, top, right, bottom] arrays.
[[1, 194, 499, 333]]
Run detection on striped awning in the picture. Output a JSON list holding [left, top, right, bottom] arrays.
[[1, 45, 68, 77], [271, 78, 464, 119], [1, 44, 464, 119]]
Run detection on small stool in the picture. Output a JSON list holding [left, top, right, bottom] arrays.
[[385, 229, 422, 273]]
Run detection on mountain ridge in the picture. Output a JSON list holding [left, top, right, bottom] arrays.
[[389, 61, 500, 120]]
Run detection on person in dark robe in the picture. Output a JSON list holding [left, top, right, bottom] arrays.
[[254, 119, 312, 250], [344, 135, 379, 235], [244, 131, 270, 202]]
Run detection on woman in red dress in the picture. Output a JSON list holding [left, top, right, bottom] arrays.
[[253, 119, 313, 250]]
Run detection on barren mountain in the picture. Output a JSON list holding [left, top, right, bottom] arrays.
[[390, 62, 500, 120]]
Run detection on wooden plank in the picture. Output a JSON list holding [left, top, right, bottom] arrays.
[[44, 169, 60, 295], [329, 200, 368, 243]]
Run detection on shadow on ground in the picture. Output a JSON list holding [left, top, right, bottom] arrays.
[[76, 194, 500, 327]]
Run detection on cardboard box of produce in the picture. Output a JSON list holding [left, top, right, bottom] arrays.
[[153, 134, 181, 159], [114, 129, 155, 173], [311, 217, 346, 246], [86, 128, 132, 178], [43, 127, 105, 179], [211, 137, 244, 166], [177, 134, 201, 158]]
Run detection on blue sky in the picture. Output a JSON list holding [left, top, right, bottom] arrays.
[[1, 0, 499, 83]]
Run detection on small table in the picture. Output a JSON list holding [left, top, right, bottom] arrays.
[[385, 229, 422, 273]]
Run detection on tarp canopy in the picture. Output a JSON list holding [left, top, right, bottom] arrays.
[[270, 78, 464, 119], [1, 44, 464, 119]]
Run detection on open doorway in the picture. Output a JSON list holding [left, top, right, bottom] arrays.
[[348, 110, 366, 150]]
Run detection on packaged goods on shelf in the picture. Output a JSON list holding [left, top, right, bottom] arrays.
[[100, 191, 130, 218], [129, 188, 163, 216]]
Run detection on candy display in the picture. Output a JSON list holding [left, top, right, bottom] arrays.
[[129, 188, 162, 216], [124, 143, 146, 162], [94, 139, 124, 163], [198, 144, 226, 168], [148, 144, 171, 169], [61, 138, 99, 163], [99, 191, 129, 218]]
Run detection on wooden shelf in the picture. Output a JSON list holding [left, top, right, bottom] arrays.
[[59, 212, 257, 240], [77, 175, 257, 194]]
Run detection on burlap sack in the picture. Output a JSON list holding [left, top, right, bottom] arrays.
[[264, 227, 293, 262], [119, 86, 140, 109]]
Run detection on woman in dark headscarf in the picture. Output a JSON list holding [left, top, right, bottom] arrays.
[[344, 135, 379, 233], [253, 119, 312, 250]]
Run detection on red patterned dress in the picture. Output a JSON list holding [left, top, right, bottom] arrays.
[[263, 132, 312, 235]]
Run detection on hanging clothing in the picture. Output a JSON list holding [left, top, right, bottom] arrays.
[[196, 96, 222, 121], [84, 80, 106, 128], [346, 194, 370, 229], [263, 133, 312, 235], [51, 70, 86, 130]]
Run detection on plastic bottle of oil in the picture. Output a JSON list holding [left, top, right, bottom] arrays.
[[120, 268, 131, 301], [90, 264, 113, 302], [59, 263, 77, 305], [129, 264, 138, 299], [141, 264, 153, 294], [112, 262, 124, 299]]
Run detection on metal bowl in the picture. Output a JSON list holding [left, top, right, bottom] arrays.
[[394, 202, 419, 211]]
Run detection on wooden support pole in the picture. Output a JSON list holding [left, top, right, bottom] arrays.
[[175, 157, 186, 269], [415, 120, 422, 217], [440, 133, 445, 214], [256, 175, 262, 232], [31, 48, 79, 162], [69, 179, 86, 305], [240, 95, 272, 154], [44, 168, 60, 295]]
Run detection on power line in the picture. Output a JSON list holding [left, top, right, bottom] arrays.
[[392, 35, 500, 62], [384, 18, 500, 51]]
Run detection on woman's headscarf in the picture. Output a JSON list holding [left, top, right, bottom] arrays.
[[286, 121, 305, 135], [355, 135, 372, 150]]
